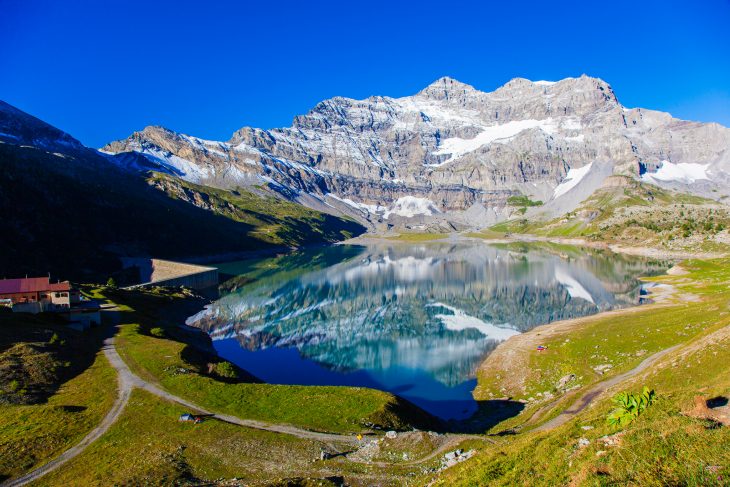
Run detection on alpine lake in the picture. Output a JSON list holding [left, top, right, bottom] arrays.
[[185, 241, 670, 420]]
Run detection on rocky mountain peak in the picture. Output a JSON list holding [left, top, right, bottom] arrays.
[[417, 76, 480, 101]]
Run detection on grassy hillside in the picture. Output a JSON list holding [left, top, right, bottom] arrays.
[[490, 177, 730, 253], [0, 311, 115, 481], [148, 173, 362, 247], [104, 286, 435, 434], [429, 259, 730, 485], [34, 388, 443, 486], [0, 142, 364, 281]]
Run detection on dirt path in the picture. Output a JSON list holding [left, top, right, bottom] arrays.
[[3, 336, 133, 487], [6, 305, 488, 486], [104, 335, 362, 444], [531, 344, 680, 432], [358, 434, 493, 469]]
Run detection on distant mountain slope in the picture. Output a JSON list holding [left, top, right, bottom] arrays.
[[490, 176, 730, 254], [0, 102, 364, 281], [102, 75, 730, 231]]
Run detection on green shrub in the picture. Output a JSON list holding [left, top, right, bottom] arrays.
[[106, 277, 117, 288], [213, 361, 238, 379], [607, 386, 655, 428], [507, 195, 543, 207], [149, 327, 165, 338]]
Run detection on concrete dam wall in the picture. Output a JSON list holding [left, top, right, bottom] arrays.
[[122, 258, 218, 290]]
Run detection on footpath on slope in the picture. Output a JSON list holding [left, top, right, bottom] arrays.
[[2, 330, 133, 487], [3, 306, 493, 486], [7, 277, 702, 486], [530, 345, 680, 432]]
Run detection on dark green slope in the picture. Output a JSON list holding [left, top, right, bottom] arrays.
[[0, 142, 364, 281]]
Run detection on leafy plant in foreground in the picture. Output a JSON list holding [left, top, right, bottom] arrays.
[[607, 386, 656, 428]]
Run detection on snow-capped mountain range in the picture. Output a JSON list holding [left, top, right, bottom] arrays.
[[102, 75, 730, 230]]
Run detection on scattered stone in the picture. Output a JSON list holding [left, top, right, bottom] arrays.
[[580, 425, 594, 431], [319, 449, 334, 460], [596, 450, 607, 457], [385, 430, 398, 439], [577, 438, 590, 448], [556, 374, 576, 389], [439, 449, 476, 470], [599, 432, 625, 447], [593, 364, 613, 375]]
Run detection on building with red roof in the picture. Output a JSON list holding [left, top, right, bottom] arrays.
[[0, 277, 99, 327], [0, 277, 75, 307], [0, 277, 92, 322]]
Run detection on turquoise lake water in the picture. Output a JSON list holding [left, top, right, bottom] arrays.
[[186, 242, 667, 419]]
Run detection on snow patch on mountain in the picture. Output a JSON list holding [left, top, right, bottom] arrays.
[[180, 134, 230, 158], [432, 118, 558, 165], [0, 132, 20, 141], [641, 160, 710, 184], [327, 194, 386, 215], [139, 146, 212, 182], [383, 196, 439, 219], [553, 162, 593, 199], [392, 97, 483, 128], [561, 118, 583, 130]]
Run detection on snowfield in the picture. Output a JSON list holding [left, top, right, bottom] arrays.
[[327, 194, 386, 215], [641, 160, 710, 184], [553, 162, 593, 199], [383, 196, 440, 219], [432, 118, 558, 165]]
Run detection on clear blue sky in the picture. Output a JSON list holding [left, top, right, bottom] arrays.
[[2, 0, 729, 147]]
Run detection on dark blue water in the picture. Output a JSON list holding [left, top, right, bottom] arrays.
[[214, 340, 479, 419], [187, 242, 666, 420]]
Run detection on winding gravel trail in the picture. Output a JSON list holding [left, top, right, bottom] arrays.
[[4, 331, 361, 487], [3, 336, 133, 487], [10, 304, 675, 486], [532, 344, 680, 432], [5, 307, 486, 486], [104, 335, 362, 444]]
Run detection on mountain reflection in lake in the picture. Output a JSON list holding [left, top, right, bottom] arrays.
[[186, 242, 668, 420]]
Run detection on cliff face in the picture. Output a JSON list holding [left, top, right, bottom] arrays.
[[103, 76, 730, 231]]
